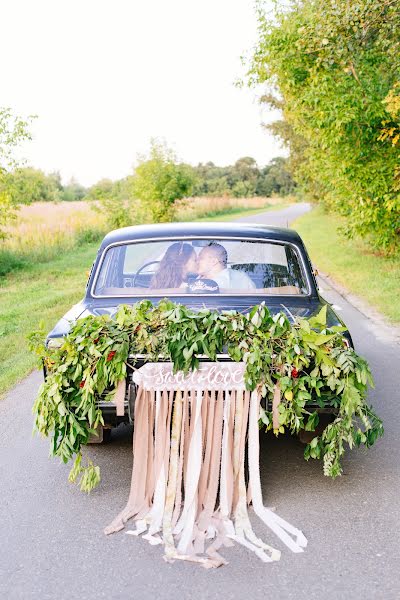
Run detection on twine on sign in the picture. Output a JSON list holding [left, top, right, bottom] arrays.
[[104, 362, 307, 567]]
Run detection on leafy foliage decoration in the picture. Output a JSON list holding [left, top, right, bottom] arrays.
[[29, 301, 383, 491]]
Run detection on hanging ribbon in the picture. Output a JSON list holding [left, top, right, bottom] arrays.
[[104, 362, 307, 567]]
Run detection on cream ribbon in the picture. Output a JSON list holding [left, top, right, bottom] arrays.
[[105, 362, 307, 567]]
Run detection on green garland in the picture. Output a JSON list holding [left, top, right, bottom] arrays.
[[29, 300, 383, 492]]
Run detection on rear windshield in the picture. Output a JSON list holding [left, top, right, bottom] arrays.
[[93, 238, 309, 296]]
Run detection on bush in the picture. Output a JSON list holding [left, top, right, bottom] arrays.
[[75, 226, 106, 245], [131, 140, 194, 223], [0, 249, 27, 277]]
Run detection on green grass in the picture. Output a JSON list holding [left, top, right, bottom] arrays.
[[0, 204, 283, 397], [0, 242, 99, 397], [293, 207, 400, 324]]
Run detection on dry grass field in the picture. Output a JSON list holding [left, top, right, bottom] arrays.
[[176, 196, 284, 220], [2, 201, 107, 254], [1, 196, 286, 256]]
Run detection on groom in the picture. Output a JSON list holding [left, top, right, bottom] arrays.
[[196, 243, 255, 291]]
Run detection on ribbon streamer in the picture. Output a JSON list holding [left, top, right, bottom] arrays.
[[105, 362, 307, 567]]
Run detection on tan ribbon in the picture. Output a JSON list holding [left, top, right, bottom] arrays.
[[105, 362, 307, 567], [114, 379, 126, 417]]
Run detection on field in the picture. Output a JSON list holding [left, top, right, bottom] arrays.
[[175, 196, 285, 221], [0, 196, 289, 397], [3, 196, 284, 251], [2, 201, 106, 251], [1, 196, 286, 266]]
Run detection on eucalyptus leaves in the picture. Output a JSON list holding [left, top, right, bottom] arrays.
[[29, 300, 383, 492]]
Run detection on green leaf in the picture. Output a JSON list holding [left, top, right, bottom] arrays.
[[309, 306, 327, 328], [305, 412, 319, 431]]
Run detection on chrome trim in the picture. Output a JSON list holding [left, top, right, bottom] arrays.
[[90, 235, 313, 299], [97, 399, 129, 409]]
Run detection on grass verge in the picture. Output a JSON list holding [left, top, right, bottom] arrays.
[[0, 203, 286, 397], [293, 207, 400, 324], [0, 241, 99, 397]]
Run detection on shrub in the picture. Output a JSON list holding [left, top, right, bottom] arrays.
[[131, 140, 194, 223], [0, 249, 27, 277]]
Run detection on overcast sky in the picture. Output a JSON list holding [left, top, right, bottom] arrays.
[[1, 0, 282, 186]]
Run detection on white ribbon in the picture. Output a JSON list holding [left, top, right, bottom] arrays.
[[248, 391, 307, 553]]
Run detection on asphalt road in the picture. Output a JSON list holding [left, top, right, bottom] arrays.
[[1, 203, 399, 600]]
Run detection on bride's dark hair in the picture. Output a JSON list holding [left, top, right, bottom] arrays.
[[149, 242, 195, 289]]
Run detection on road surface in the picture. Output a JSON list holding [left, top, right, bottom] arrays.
[[1, 203, 399, 599]]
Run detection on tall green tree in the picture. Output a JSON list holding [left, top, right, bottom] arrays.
[[249, 0, 400, 253], [131, 140, 194, 222], [256, 157, 295, 196]]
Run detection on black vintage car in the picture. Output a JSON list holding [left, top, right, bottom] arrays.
[[46, 222, 352, 435]]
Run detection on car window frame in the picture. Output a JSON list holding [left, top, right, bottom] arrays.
[[90, 236, 314, 299]]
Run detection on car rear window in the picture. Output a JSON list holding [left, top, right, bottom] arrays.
[[93, 238, 309, 296]]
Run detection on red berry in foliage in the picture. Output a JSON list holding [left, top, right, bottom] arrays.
[[79, 380, 85, 388], [291, 368, 299, 378], [107, 350, 116, 361]]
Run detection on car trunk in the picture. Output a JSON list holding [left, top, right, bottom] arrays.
[[93, 296, 345, 427]]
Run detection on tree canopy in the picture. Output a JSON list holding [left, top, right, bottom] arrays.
[[7, 168, 62, 204], [249, 0, 400, 254], [191, 155, 295, 198], [130, 140, 195, 222]]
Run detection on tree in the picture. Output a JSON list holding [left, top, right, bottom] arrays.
[[190, 156, 295, 197], [61, 177, 86, 202], [256, 157, 296, 196], [249, 0, 400, 253], [85, 177, 133, 230], [191, 162, 231, 197], [230, 157, 259, 197], [85, 178, 114, 202], [131, 140, 195, 223], [0, 108, 33, 238], [7, 167, 62, 204]]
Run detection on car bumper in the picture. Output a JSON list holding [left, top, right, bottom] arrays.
[[97, 355, 339, 427]]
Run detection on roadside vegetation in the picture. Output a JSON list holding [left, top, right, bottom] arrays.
[[293, 207, 400, 324], [0, 242, 96, 397], [1, 143, 295, 212], [248, 0, 399, 256]]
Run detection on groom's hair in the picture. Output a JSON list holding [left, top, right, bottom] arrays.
[[207, 243, 228, 267]]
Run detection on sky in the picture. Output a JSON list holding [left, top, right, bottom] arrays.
[[1, 0, 282, 186]]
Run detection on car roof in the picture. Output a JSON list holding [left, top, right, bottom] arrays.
[[99, 221, 303, 250]]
